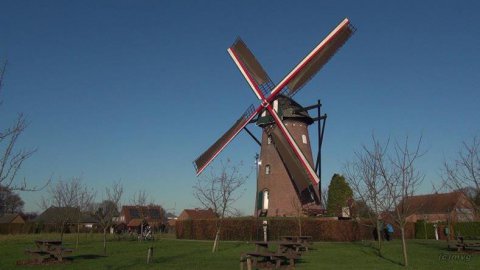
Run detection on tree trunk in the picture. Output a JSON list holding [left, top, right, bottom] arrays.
[[376, 219, 382, 256], [400, 227, 408, 267], [103, 228, 107, 255], [212, 229, 220, 253], [76, 220, 80, 249], [60, 222, 65, 242]]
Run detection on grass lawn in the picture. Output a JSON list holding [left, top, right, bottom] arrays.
[[0, 233, 478, 269]]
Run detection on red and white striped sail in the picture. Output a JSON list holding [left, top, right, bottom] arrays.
[[194, 18, 355, 179]]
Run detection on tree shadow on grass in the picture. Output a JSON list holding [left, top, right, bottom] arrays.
[[414, 241, 451, 252], [217, 242, 247, 252], [352, 241, 403, 267], [70, 254, 107, 260]]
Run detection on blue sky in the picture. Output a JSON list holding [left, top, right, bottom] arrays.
[[1, 1, 479, 214]]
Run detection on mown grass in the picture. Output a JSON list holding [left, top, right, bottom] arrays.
[[0, 233, 478, 269]]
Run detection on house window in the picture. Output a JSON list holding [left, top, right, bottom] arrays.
[[302, 134, 307, 144], [265, 165, 271, 175], [267, 136, 272, 144]]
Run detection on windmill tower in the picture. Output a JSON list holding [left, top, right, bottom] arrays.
[[194, 18, 355, 217], [256, 96, 319, 217]]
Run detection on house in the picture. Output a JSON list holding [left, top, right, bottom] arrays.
[[0, 213, 25, 224], [118, 205, 166, 229], [35, 207, 80, 224], [400, 191, 476, 223], [35, 207, 98, 228], [177, 208, 217, 220]]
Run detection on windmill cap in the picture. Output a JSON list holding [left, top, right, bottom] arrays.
[[257, 95, 313, 127]]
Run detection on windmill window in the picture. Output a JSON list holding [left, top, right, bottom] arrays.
[[267, 136, 272, 144], [262, 189, 269, 210], [265, 165, 271, 175], [302, 134, 307, 144]]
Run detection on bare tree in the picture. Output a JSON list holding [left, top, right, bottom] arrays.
[[96, 181, 123, 255], [291, 197, 305, 236], [346, 135, 424, 266], [344, 136, 389, 255], [0, 61, 46, 192], [131, 189, 149, 206], [321, 186, 329, 210], [73, 179, 95, 248], [443, 136, 480, 215], [193, 160, 249, 252], [40, 177, 80, 241], [381, 136, 424, 267]]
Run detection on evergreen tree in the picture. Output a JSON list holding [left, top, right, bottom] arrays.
[[327, 174, 353, 216]]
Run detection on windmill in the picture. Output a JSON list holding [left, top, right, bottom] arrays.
[[194, 18, 355, 217]]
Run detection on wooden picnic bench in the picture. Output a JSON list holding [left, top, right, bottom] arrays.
[[456, 236, 480, 252], [24, 240, 73, 263], [240, 241, 301, 269], [241, 251, 298, 270], [281, 235, 312, 251]]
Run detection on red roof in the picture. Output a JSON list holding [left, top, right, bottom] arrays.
[[178, 208, 217, 220], [398, 191, 469, 214]]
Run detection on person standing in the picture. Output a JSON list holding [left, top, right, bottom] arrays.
[[386, 223, 394, 241]]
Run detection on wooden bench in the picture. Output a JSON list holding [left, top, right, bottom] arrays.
[[280, 236, 312, 252], [456, 236, 480, 252], [240, 251, 297, 269], [24, 249, 50, 263], [24, 240, 74, 263]]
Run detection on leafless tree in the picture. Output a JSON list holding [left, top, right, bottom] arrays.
[[290, 197, 305, 236], [131, 189, 149, 206], [193, 159, 249, 252], [443, 136, 480, 215], [381, 136, 424, 267], [321, 186, 329, 209], [0, 61, 47, 192], [344, 136, 390, 255], [95, 181, 123, 255], [345, 135, 424, 266], [73, 179, 95, 248], [40, 177, 80, 241]]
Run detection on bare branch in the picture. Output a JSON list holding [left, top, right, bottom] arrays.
[[443, 136, 480, 214]]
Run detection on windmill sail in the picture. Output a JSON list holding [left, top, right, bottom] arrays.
[[285, 19, 355, 97], [228, 39, 274, 97], [194, 104, 256, 175]]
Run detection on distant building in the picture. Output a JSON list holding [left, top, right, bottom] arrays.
[[35, 207, 98, 228], [177, 208, 217, 220], [118, 205, 166, 229], [0, 213, 25, 224], [399, 191, 476, 223]]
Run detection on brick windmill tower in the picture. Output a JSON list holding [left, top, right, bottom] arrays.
[[194, 18, 355, 217], [255, 96, 319, 217]]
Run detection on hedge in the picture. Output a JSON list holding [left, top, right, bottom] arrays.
[[0, 222, 102, 234], [175, 217, 416, 242], [454, 222, 480, 238]]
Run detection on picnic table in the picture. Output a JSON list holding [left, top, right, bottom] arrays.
[[241, 241, 301, 269], [281, 235, 313, 251], [252, 241, 269, 252], [24, 239, 73, 263], [456, 236, 480, 252]]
